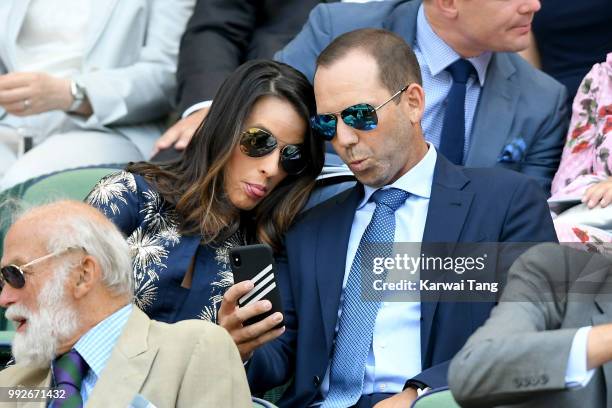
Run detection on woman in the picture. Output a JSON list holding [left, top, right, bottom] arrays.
[[87, 60, 325, 323], [0, 0, 194, 189], [549, 53, 612, 244]]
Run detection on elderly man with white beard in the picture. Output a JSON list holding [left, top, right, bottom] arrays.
[[0, 200, 252, 408]]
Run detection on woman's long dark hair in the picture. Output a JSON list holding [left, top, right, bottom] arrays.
[[128, 60, 325, 251]]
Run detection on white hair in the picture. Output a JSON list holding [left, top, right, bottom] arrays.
[[7, 262, 78, 366], [46, 209, 134, 299], [6, 199, 133, 298]]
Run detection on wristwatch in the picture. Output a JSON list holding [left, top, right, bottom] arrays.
[[68, 80, 86, 112], [405, 379, 432, 396]]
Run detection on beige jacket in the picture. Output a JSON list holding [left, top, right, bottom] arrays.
[[0, 307, 252, 407]]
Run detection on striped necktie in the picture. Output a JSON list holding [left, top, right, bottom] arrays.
[[50, 349, 89, 408]]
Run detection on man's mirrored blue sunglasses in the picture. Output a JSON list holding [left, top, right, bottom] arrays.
[[310, 85, 408, 141]]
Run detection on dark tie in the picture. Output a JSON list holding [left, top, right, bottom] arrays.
[[439, 59, 475, 165], [51, 349, 89, 408], [323, 188, 410, 407]]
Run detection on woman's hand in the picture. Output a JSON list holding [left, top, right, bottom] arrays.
[[583, 178, 612, 209], [218, 280, 285, 362], [0, 72, 72, 116]]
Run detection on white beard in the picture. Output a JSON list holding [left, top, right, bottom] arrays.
[[5, 265, 79, 367]]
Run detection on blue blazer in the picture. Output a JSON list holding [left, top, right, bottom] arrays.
[[275, 0, 569, 192], [247, 156, 558, 407]]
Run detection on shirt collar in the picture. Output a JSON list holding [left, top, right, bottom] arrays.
[[415, 4, 491, 86], [74, 304, 133, 378], [358, 142, 437, 209]]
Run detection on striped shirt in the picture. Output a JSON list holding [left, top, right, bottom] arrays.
[[413, 4, 492, 162], [72, 304, 133, 404]]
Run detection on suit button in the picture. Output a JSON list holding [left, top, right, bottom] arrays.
[[313, 376, 321, 387]]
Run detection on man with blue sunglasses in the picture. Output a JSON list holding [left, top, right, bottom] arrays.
[[220, 29, 558, 408], [275, 0, 569, 193]]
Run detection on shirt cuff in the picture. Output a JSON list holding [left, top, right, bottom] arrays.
[[182, 100, 213, 118], [565, 326, 596, 388]]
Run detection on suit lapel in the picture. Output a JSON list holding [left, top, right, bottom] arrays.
[[83, 0, 120, 56], [5, 0, 30, 71], [86, 308, 158, 408], [465, 53, 519, 168], [420, 156, 473, 361], [315, 186, 362, 350]]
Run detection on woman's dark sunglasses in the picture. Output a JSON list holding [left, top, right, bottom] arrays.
[[239, 127, 307, 175], [0, 246, 84, 290], [310, 85, 409, 140]]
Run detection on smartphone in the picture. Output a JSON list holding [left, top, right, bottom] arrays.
[[230, 244, 284, 327]]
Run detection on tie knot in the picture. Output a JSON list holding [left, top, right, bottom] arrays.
[[53, 349, 89, 390], [446, 59, 475, 84], [371, 188, 409, 212]]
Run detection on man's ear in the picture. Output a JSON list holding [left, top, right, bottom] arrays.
[[403, 83, 425, 125], [432, 0, 459, 19], [73, 255, 100, 299]]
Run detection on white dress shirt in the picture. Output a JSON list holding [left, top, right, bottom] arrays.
[[317, 144, 437, 403], [566, 326, 596, 387]]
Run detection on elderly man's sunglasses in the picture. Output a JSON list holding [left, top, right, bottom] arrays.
[[0, 246, 84, 290], [240, 127, 307, 175], [310, 85, 409, 140]]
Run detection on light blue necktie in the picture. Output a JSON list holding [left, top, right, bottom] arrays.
[[323, 188, 410, 408]]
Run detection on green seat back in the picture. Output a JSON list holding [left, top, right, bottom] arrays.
[[0, 167, 119, 257], [411, 388, 460, 408], [22, 167, 118, 203], [0, 320, 15, 367]]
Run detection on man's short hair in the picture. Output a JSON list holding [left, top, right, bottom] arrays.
[[316, 28, 423, 93]]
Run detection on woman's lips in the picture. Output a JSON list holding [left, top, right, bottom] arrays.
[[244, 182, 267, 199]]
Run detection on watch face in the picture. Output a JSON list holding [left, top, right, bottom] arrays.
[[68, 81, 86, 112], [71, 81, 85, 100]]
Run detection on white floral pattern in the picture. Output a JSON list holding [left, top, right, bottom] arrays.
[[86, 171, 136, 216], [87, 170, 244, 322], [88, 171, 180, 312]]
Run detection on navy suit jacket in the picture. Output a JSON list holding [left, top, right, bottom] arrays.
[[274, 0, 569, 193], [176, 0, 332, 114], [247, 155, 558, 407]]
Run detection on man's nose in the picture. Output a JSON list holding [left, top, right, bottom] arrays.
[[0, 284, 18, 308], [333, 118, 359, 150], [519, 0, 541, 14]]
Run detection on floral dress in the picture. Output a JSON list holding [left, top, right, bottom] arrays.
[[550, 53, 612, 243], [87, 171, 245, 323]]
